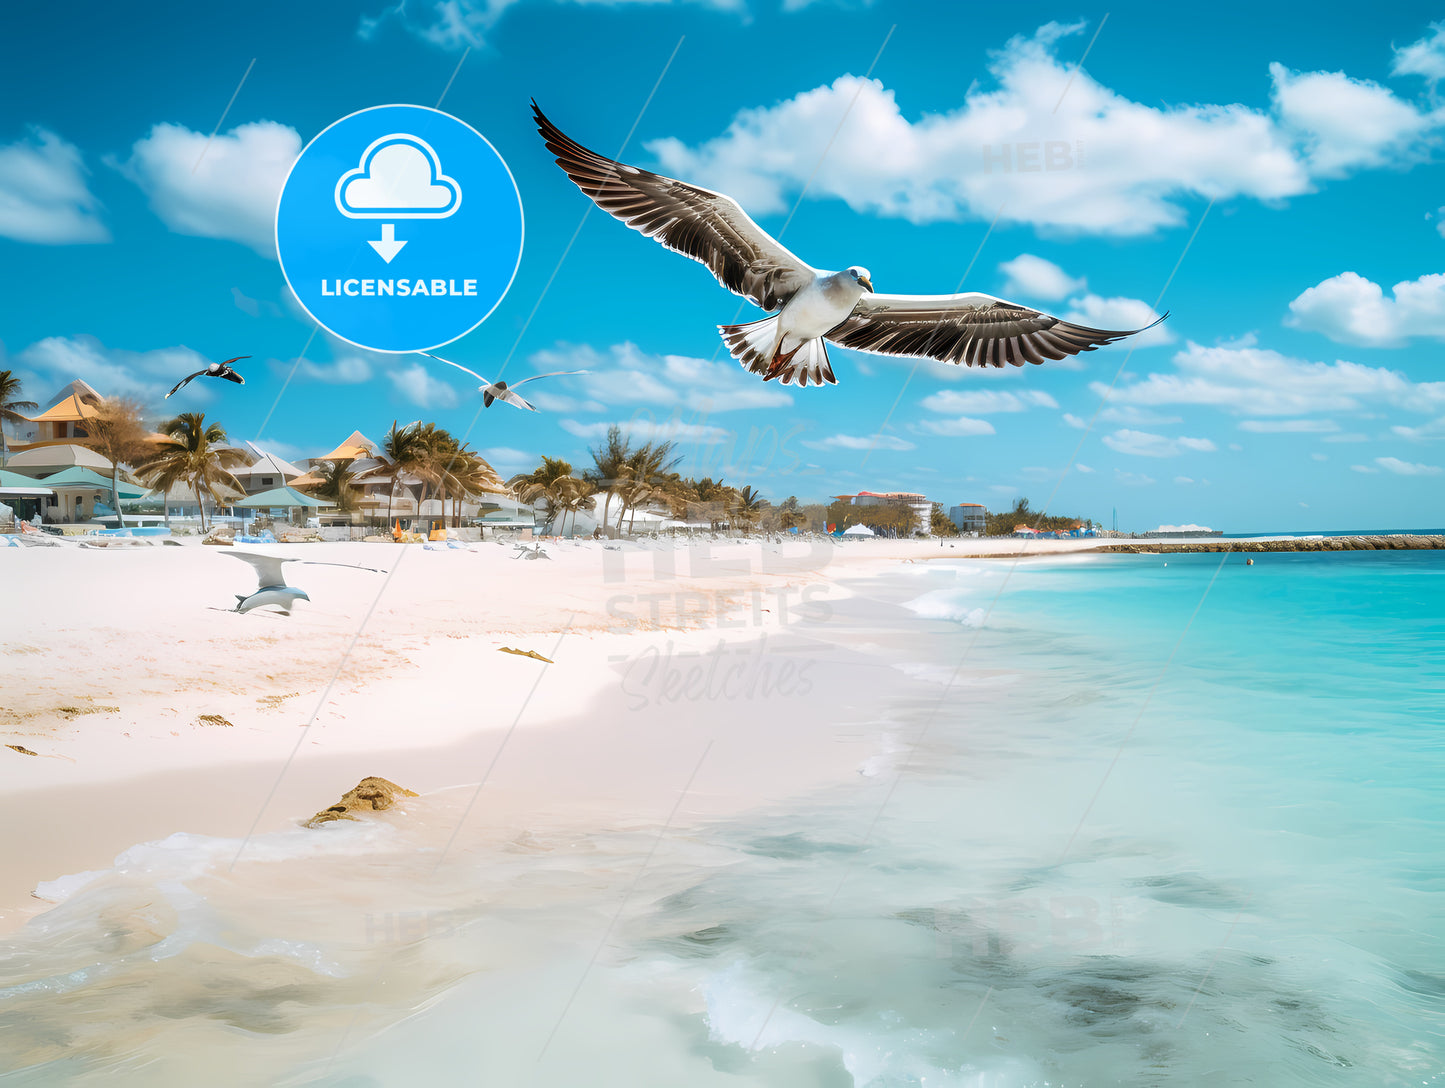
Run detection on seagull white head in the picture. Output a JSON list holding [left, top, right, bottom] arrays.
[[846, 266, 874, 293]]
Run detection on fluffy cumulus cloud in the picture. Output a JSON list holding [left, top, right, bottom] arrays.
[[386, 362, 459, 408], [115, 121, 301, 257], [1060, 293, 1172, 347], [292, 355, 374, 384], [645, 22, 1443, 237], [360, 0, 743, 51], [1102, 429, 1216, 458], [1285, 271, 1445, 346], [1393, 416, 1445, 440], [1392, 21, 1445, 87], [921, 389, 1057, 414], [0, 127, 109, 244], [523, 341, 791, 414], [801, 433, 914, 451], [1101, 341, 1445, 418], [1374, 455, 1442, 476], [998, 254, 1085, 301], [914, 416, 996, 437], [17, 335, 215, 405]]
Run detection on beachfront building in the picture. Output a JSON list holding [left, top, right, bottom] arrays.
[[948, 503, 987, 534], [229, 442, 306, 495], [16, 380, 103, 446], [835, 491, 933, 534]]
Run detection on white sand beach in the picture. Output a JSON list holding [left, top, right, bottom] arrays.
[[0, 535, 1107, 931]]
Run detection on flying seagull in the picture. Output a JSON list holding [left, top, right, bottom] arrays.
[[224, 551, 385, 614], [167, 356, 250, 398], [418, 352, 588, 412], [533, 103, 1165, 387]]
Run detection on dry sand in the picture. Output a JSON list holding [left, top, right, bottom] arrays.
[[0, 534, 1106, 929]]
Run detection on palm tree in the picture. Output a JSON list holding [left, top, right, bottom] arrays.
[[554, 475, 597, 537], [382, 420, 426, 527], [508, 456, 575, 534], [313, 459, 360, 512], [0, 371, 37, 468], [82, 398, 148, 528], [137, 412, 244, 531], [613, 438, 682, 534], [450, 449, 505, 526], [734, 485, 768, 534], [585, 424, 633, 537]]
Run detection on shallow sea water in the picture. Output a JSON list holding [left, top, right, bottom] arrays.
[[2, 551, 1442, 1086]]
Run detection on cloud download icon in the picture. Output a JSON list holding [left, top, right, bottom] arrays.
[[276, 105, 524, 354]]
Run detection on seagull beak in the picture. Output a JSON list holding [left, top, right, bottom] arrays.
[[859, 275, 874, 293]]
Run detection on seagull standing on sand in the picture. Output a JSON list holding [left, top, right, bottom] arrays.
[[533, 104, 1164, 387], [418, 353, 587, 412], [223, 551, 385, 614], [166, 356, 250, 398]]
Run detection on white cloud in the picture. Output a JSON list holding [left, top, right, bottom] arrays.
[[17, 334, 217, 407], [1351, 464, 1379, 473], [1075, 463, 1094, 473], [0, 127, 109, 244], [1311, 453, 1328, 461], [292, 355, 373, 384], [1393, 21, 1445, 86], [1392, 416, 1445, 440], [1102, 429, 1217, 457], [361, 0, 743, 51], [387, 362, 458, 408], [1375, 455, 1442, 476], [998, 254, 1085, 300], [480, 446, 534, 470], [116, 121, 301, 257], [1237, 419, 1339, 433], [1322, 432, 1369, 443], [1115, 469, 1156, 486], [1100, 405, 1182, 426], [921, 389, 1057, 414], [802, 433, 915, 451], [1102, 341, 1445, 417], [1285, 271, 1445, 346], [559, 418, 731, 444], [1062, 413, 1087, 429], [914, 416, 996, 437], [527, 341, 791, 414], [1268, 62, 1436, 175], [1060, 294, 1172, 346], [1174, 476, 1194, 485], [644, 23, 1443, 239]]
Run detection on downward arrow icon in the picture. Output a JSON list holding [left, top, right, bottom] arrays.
[[368, 223, 407, 263]]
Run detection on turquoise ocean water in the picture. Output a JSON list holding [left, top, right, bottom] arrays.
[[1, 550, 1441, 1085]]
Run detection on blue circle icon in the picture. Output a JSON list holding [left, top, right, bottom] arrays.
[[276, 105, 524, 354]]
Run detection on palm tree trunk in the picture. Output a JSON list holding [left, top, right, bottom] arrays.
[[194, 476, 208, 532], [111, 463, 126, 529]]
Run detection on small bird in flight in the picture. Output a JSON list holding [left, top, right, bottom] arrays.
[[167, 356, 250, 398], [419, 352, 587, 412], [533, 103, 1164, 387], [223, 551, 385, 615]]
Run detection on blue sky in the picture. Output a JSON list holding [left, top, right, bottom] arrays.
[[2, 0, 1444, 531]]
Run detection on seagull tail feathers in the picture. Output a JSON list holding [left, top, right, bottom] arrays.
[[719, 318, 838, 388]]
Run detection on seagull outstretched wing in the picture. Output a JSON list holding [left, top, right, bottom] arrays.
[[421, 353, 492, 386], [825, 293, 1167, 368], [534, 102, 816, 312], [166, 370, 209, 399], [225, 551, 386, 589]]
